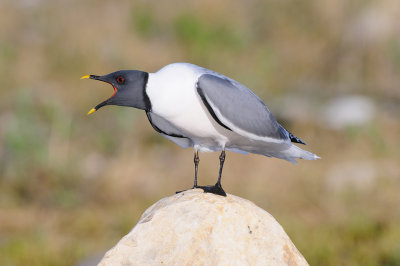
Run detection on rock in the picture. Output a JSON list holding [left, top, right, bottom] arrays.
[[99, 189, 308, 266]]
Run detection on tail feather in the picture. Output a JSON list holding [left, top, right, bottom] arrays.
[[249, 143, 321, 164], [258, 144, 320, 164], [285, 144, 320, 163], [226, 138, 320, 164]]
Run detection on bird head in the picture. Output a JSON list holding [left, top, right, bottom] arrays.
[[81, 70, 150, 114]]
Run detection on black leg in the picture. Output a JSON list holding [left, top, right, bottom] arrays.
[[216, 150, 226, 187], [198, 150, 227, 196], [193, 150, 199, 188], [177, 150, 227, 197]]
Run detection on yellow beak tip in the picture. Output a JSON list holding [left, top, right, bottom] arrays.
[[87, 108, 96, 115], [81, 74, 91, 79]]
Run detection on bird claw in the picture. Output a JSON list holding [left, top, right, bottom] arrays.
[[176, 183, 227, 197], [197, 184, 227, 197]]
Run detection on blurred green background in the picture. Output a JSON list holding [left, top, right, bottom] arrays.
[[1, 0, 399, 265]]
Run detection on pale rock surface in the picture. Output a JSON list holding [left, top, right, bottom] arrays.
[[99, 189, 308, 266]]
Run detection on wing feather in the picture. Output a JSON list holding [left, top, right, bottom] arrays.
[[196, 74, 289, 141]]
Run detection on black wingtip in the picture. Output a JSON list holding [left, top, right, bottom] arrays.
[[289, 132, 306, 145]]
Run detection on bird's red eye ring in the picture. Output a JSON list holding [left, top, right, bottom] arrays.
[[116, 76, 125, 84]]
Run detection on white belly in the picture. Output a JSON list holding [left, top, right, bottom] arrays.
[[146, 65, 229, 151]]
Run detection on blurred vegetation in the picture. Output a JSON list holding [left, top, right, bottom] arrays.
[[0, 0, 399, 265]]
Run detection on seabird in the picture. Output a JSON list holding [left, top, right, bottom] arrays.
[[82, 63, 319, 196]]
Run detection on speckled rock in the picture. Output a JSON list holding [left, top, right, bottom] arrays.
[[99, 189, 308, 266]]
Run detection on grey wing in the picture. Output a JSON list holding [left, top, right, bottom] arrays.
[[196, 73, 289, 141], [146, 112, 193, 148]]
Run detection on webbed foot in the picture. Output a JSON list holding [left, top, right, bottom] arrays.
[[176, 183, 226, 197]]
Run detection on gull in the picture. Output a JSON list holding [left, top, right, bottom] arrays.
[[82, 63, 319, 196]]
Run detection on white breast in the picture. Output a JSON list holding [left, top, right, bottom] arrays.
[[145, 63, 229, 151]]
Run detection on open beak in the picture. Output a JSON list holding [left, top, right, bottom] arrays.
[[81, 74, 117, 115]]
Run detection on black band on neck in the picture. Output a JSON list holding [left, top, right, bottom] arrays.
[[142, 72, 151, 111]]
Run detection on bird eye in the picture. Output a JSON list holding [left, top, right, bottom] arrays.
[[116, 76, 125, 84]]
